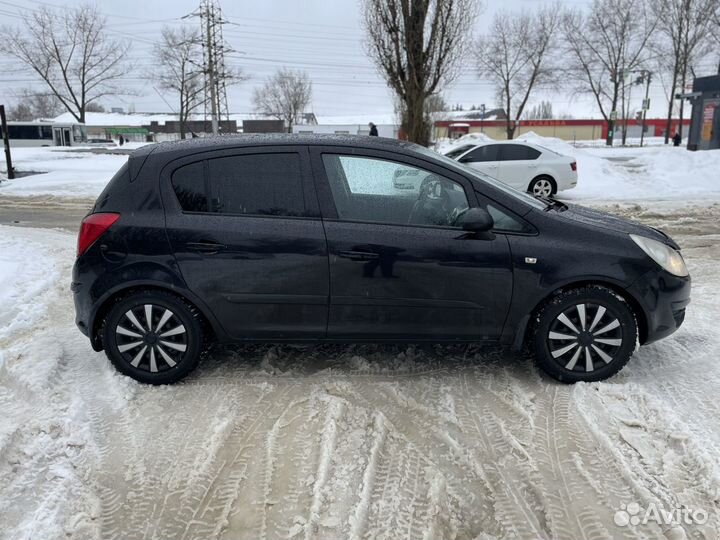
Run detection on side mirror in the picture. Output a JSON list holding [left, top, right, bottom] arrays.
[[460, 207, 494, 232]]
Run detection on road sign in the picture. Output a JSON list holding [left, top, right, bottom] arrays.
[[610, 111, 618, 120], [642, 98, 650, 111]]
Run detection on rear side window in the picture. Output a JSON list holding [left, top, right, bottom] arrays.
[[500, 144, 541, 161], [461, 144, 500, 163], [208, 153, 305, 216], [172, 161, 208, 212]]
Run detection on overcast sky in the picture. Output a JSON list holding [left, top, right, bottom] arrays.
[[1, 0, 717, 120]]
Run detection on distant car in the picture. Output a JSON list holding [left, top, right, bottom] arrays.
[[445, 141, 577, 197], [85, 138, 116, 147], [72, 135, 690, 385]]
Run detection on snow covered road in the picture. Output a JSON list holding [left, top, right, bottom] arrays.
[[1, 202, 719, 539]]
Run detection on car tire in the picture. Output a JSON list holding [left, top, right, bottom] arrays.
[[102, 290, 204, 384], [533, 286, 637, 383], [528, 176, 556, 197]]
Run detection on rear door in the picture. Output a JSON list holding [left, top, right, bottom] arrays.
[[458, 144, 502, 179], [310, 146, 513, 340], [161, 146, 329, 340], [496, 144, 541, 189]]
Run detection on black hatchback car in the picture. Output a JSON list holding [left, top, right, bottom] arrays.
[[72, 135, 690, 384]]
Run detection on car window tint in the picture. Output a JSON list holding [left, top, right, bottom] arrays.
[[444, 144, 475, 159], [501, 144, 541, 161], [322, 154, 469, 227], [171, 161, 208, 212], [208, 153, 305, 216], [461, 144, 500, 162]]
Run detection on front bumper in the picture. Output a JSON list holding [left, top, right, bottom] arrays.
[[626, 268, 691, 344]]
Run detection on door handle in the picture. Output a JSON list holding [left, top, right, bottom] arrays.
[[185, 241, 226, 253], [338, 250, 379, 261]]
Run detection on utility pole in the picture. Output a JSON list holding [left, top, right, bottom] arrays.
[[0, 105, 14, 180], [205, 1, 219, 135], [639, 70, 651, 148], [480, 103, 485, 134], [184, 0, 232, 136]]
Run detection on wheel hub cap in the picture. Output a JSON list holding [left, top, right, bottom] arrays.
[[115, 304, 187, 373], [547, 302, 623, 373]]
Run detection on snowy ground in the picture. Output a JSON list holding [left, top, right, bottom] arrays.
[[1, 138, 720, 539]]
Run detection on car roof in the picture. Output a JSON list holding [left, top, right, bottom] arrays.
[[131, 133, 420, 160]]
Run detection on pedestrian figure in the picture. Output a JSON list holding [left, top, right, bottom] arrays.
[[119, 135, 124, 146], [672, 131, 681, 147], [368, 122, 378, 136]]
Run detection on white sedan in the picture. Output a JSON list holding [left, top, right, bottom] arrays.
[[444, 141, 578, 197]]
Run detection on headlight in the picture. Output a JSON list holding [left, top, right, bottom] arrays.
[[630, 234, 688, 277]]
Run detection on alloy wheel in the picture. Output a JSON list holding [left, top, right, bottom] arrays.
[[532, 179, 553, 197], [547, 302, 623, 373], [115, 304, 188, 373]]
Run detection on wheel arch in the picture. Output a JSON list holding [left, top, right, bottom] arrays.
[[516, 279, 648, 349], [90, 283, 222, 351]]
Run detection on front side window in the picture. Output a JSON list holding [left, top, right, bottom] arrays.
[[208, 153, 306, 216], [444, 144, 475, 159], [461, 144, 501, 163], [322, 154, 470, 227]]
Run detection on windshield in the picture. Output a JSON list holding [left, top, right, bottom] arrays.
[[443, 144, 475, 159], [416, 145, 549, 210]]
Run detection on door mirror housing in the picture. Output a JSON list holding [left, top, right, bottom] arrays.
[[460, 207, 494, 232]]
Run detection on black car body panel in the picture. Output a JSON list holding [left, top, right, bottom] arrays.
[[72, 134, 690, 356]]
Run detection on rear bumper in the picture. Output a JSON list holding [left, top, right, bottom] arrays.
[[626, 268, 691, 344]]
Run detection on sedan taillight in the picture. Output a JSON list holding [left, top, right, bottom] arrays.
[[570, 161, 577, 172], [77, 213, 120, 257]]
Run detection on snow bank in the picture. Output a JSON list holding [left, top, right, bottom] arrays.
[[0, 147, 128, 199], [439, 131, 720, 203]]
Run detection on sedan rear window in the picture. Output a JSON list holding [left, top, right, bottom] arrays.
[[500, 144, 541, 161]]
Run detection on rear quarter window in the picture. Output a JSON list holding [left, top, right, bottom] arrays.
[[171, 161, 208, 212]]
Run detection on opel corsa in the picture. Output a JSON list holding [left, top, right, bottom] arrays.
[[72, 135, 690, 384]]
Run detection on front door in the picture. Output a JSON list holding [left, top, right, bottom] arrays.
[[496, 144, 541, 189], [460, 143, 502, 180], [311, 148, 513, 340], [162, 147, 329, 340]]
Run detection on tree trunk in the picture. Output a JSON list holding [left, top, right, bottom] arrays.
[[678, 69, 687, 139], [404, 92, 429, 146], [664, 66, 679, 144]]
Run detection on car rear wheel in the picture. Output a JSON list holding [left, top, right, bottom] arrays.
[[528, 176, 555, 197], [102, 291, 203, 384], [533, 286, 637, 383]]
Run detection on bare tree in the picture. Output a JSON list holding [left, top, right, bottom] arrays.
[[7, 89, 63, 121], [563, 0, 657, 145], [651, 0, 718, 143], [252, 68, 312, 133], [476, 5, 561, 139], [0, 4, 131, 123], [363, 0, 479, 146], [525, 100, 555, 120], [152, 26, 204, 140]]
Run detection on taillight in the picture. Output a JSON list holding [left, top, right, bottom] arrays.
[[570, 161, 577, 171], [77, 213, 120, 257]]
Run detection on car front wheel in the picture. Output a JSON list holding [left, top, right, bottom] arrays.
[[533, 286, 637, 383], [102, 290, 203, 384]]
